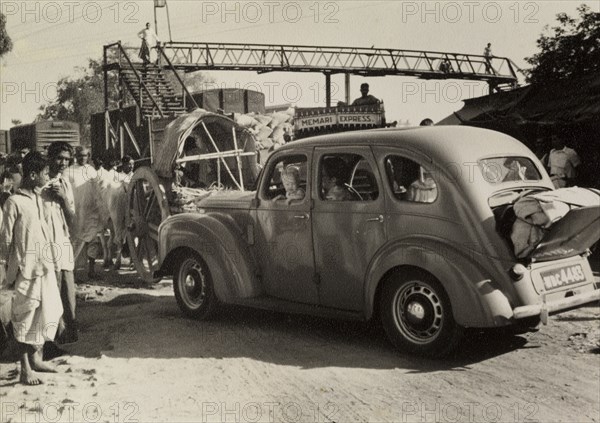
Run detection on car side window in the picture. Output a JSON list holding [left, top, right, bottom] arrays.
[[385, 155, 438, 203], [263, 154, 307, 203], [320, 153, 379, 201]]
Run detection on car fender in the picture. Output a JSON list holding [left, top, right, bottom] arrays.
[[364, 236, 514, 327], [158, 213, 262, 302]]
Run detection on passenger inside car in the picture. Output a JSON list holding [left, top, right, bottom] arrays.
[[502, 157, 527, 182], [407, 167, 437, 203], [385, 156, 438, 203], [266, 154, 307, 202], [385, 157, 408, 196], [278, 165, 305, 204]]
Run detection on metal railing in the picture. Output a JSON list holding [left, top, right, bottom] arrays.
[[156, 41, 518, 84], [104, 42, 166, 118], [157, 43, 200, 111]]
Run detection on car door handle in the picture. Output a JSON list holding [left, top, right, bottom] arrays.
[[294, 214, 309, 220], [366, 215, 384, 223]]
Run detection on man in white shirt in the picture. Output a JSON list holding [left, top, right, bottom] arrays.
[[138, 22, 160, 64], [547, 135, 581, 188], [43, 142, 77, 345]]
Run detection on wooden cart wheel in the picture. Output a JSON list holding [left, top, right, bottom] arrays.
[[126, 166, 170, 283]]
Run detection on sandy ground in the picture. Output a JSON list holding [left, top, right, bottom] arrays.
[[1, 266, 599, 423]]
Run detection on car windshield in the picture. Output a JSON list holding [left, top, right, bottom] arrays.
[[478, 157, 542, 185]]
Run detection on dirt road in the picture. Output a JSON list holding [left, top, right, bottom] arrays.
[[1, 269, 599, 423]]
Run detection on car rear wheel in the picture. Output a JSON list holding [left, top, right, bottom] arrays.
[[174, 254, 217, 319], [380, 270, 463, 356]]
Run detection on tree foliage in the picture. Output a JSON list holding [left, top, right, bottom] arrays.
[[0, 12, 13, 57], [525, 5, 600, 84], [38, 57, 118, 145]]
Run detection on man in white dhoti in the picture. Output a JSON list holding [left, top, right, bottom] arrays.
[[0, 152, 63, 385], [66, 147, 104, 279]]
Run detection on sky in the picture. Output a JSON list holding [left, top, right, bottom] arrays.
[[1, 1, 598, 130]]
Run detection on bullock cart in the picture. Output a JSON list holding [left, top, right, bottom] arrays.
[[124, 109, 258, 282]]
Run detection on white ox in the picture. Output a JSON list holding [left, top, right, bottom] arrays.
[[67, 165, 129, 272], [96, 168, 130, 268]]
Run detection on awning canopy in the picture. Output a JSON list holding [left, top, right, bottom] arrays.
[[438, 74, 600, 127]]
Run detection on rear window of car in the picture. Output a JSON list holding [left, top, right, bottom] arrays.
[[478, 157, 542, 184], [384, 155, 437, 203]]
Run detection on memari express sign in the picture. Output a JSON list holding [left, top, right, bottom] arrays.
[[295, 110, 383, 131]]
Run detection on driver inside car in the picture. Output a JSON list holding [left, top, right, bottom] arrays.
[[321, 156, 352, 201]]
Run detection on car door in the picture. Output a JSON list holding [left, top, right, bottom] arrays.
[[254, 149, 319, 305], [312, 146, 387, 311]]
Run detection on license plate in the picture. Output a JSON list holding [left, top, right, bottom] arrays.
[[540, 264, 587, 290]]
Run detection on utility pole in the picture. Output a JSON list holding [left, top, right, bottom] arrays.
[[154, 0, 172, 42]]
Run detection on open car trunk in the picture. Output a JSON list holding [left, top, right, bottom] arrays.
[[491, 189, 600, 263], [528, 206, 600, 262]]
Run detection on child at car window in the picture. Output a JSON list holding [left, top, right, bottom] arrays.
[[277, 165, 305, 204]]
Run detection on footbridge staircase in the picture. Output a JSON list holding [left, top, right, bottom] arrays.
[[102, 40, 519, 156]]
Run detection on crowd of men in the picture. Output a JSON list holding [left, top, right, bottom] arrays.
[[0, 143, 135, 385]]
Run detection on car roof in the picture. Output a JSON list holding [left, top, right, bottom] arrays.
[[282, 126, 535, 164]]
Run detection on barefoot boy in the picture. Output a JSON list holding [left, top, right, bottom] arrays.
[[0, 152, 63, 385]]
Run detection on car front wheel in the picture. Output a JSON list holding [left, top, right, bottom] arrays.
[[380, 271, 462, 357], [174, 254, 217, 319]]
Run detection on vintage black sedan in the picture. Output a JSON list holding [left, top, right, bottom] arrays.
[[155, 126, 600, 356]]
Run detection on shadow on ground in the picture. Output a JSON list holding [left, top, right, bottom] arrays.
[[6, 290, 535, 373], [4, 263, 597, 372]]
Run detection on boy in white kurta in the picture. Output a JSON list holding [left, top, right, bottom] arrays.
[[0, 152, 63, 385]]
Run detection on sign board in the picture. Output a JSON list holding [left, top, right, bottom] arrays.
[[338, 113, 381, 126], [294, 108, 383, 132], [295, 113, 337, 131]]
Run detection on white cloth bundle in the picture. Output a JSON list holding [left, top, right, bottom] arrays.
[[510, 188, 600, 258]]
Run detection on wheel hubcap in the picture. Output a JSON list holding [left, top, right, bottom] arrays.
[[393, 282, 444, 344], [180, 261, 206, 309], [406, 301, 426, 322]]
